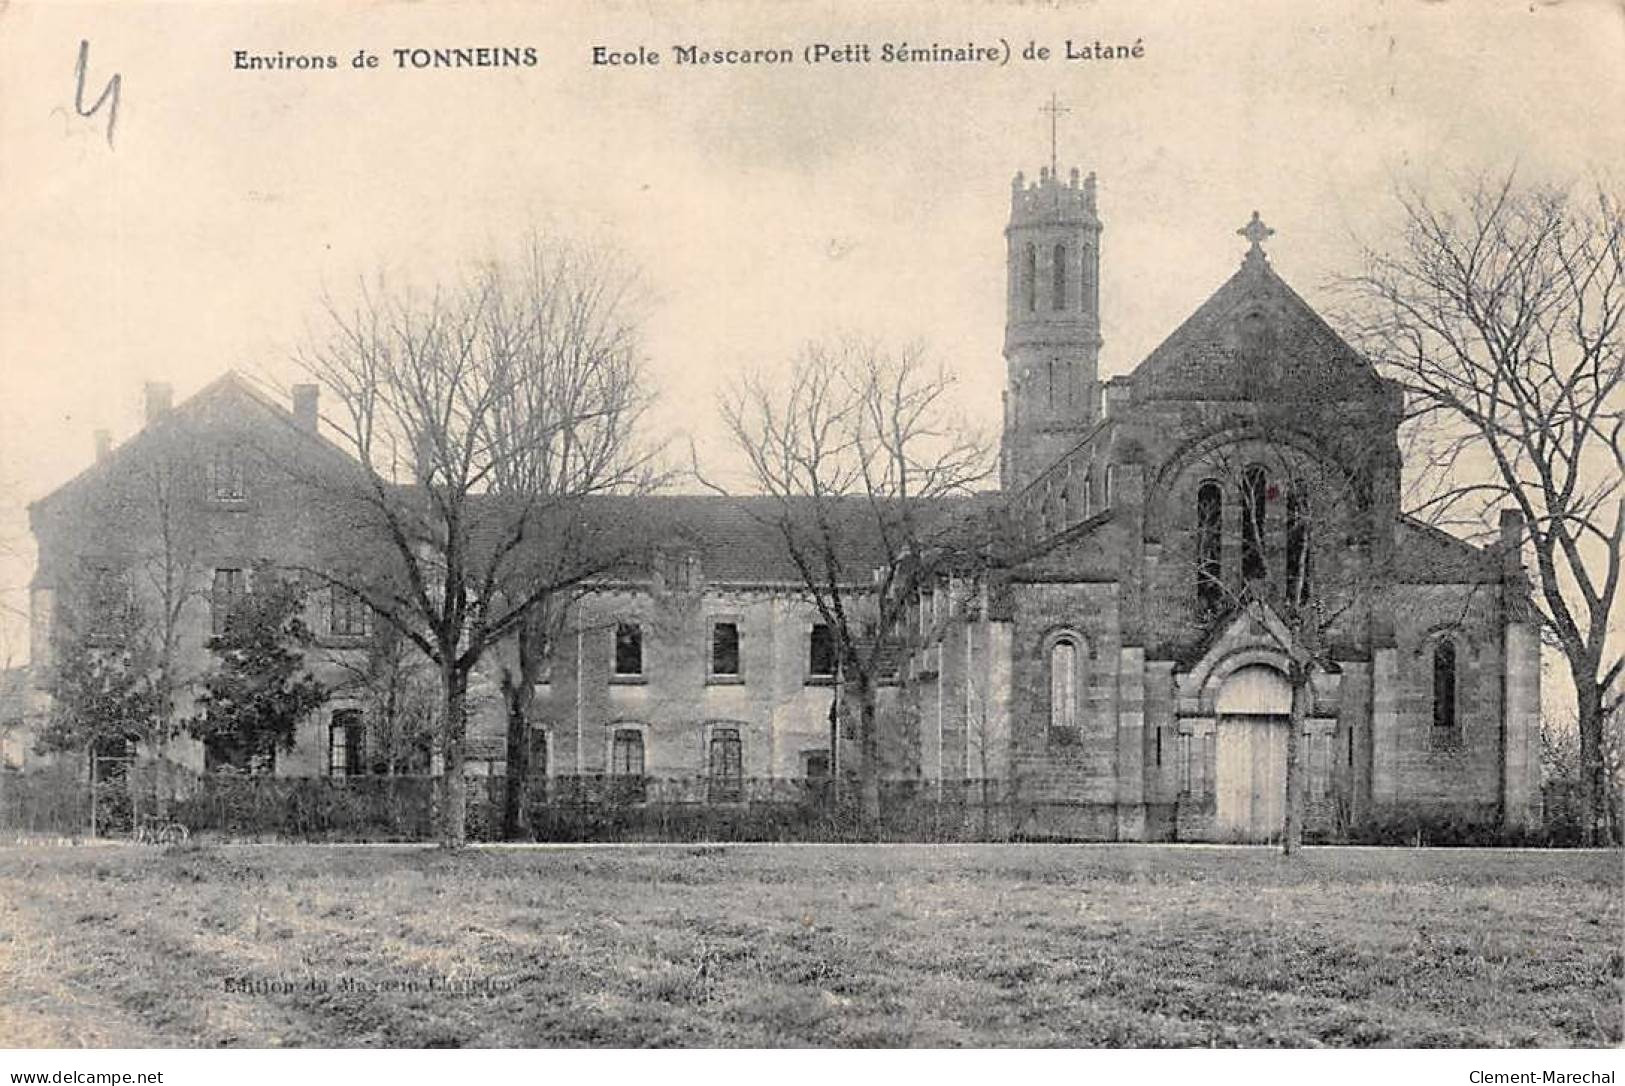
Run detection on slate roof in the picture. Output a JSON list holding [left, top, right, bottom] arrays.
[[30, 370, 979, 588], [569, 493, 904, 585]]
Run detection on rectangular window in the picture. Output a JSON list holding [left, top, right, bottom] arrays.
[[613, 622, 643, 677], [329, 586, 372, 638], [709, 727, 743, 803], [808, 623, 836, 678], [610, 727, 645, 803], [211, 568, 247, 635], [329, 709, 365, 778], [527, 728, 548, 779], [710, 621, 740, 678], [211, 446, 246, 501]]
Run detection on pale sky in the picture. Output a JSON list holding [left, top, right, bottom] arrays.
[[2, 0, 1622, 665]]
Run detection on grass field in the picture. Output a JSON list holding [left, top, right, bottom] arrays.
[[0, 842, 1618, 1048]]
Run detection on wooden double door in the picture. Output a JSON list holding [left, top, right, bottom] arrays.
[[1215, 712, 1289, 841]]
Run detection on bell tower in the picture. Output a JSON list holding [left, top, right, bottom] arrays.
[[1001, 161, 1104, 492]]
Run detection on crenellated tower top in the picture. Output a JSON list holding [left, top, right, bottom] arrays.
[[1009, 166, 1100, 225], [1000, 158, 1105, 492]]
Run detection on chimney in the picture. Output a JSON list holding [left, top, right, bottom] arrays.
[[1499, 508, 1526, 579], [292, 384, 319, 433], [143, 382, 173, 426], [94, 429, 111, 462]]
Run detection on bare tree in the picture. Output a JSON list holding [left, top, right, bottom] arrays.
[[481, 242, 660, 840], [713, 338, 993, 832], [132, 452, 206, 817], [1342, 174, 1624, 844], [292, 236, 652, 847]]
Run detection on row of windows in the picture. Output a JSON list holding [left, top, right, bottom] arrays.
[[325, 717, 777, 804], [611, 620, 837, 681], [1018, 242, 1097, 314], [204, 572, 841, 682], [1036, 464, 1115, 536], [1194, 469, 1313, 614], [209, 571, 373, 639]]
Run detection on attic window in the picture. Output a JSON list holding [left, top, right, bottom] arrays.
[[211, 446, 246, 501]]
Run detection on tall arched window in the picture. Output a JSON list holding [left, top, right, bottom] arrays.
[[1053, 242, 1068, 310], [1432, 639, 1458, 738], [1286, 480, 1311, 605], [1082, 468, 1093, 517], [1241, 464, 1268, 581], [1049, 638, 1079, 731], [1197, 480, 1223, 614], [1022, 244, 1037, 313]]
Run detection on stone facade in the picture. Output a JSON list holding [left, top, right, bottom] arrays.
[[907, 166, 1542, 841], [19, 161, 1542, 841]]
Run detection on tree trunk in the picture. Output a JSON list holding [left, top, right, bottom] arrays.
[[499, 615, 551, 842], [500, 670, 531, 842], [439, 663, 469, 848], [1573, 667, 1604, 847], [1282, 665, 1310, 856], [154, 729, 169, 822], [858, 684, 881, 836]]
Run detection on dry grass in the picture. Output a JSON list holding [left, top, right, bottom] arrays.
[[0, 842, 1618, 1047]]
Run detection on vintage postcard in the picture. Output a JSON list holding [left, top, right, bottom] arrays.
[[0, 0, 1620, 1067]]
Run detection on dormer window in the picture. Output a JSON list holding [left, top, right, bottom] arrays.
[[211, 446, 246, 501]]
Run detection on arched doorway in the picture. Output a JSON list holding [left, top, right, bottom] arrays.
[[1214, 664, 1292, 841]]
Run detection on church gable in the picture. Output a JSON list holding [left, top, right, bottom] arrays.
[[1129, 238, 1384, 406]]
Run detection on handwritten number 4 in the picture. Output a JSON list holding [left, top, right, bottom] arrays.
[[74, 39, 120, 147]]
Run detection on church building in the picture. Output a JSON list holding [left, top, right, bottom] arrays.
[[909, 164, 1541, 841], [19, 160, 1542, 842]]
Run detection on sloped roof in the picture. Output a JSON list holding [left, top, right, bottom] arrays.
[[31, 369, 985, 588], [1129, 252, 1386, 404], [1392, 515, 1499, 582], [29, 370, 357, 515], [566, 492, 979, 585]]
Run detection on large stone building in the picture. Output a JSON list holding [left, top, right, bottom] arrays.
[[19, 162, 1541, 841]]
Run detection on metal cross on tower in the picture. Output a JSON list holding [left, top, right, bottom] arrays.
[[1040, 93, 1070, 178], [1238, 210, 1275, 255]]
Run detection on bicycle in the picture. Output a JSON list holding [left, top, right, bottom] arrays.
[[133, 815, 190, 847]]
